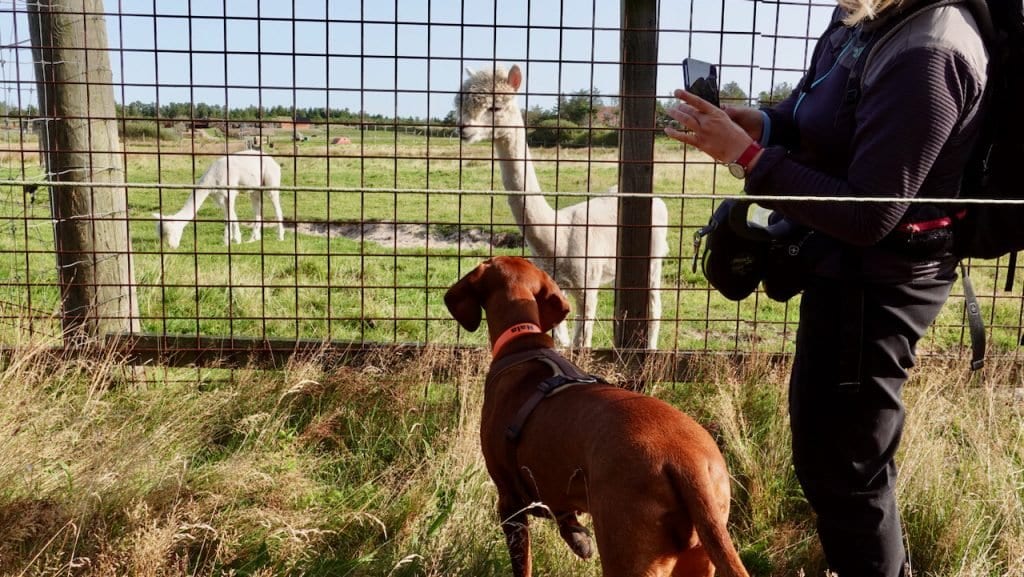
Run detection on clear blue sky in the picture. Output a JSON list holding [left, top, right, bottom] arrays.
[[1, 0, 834, 120]]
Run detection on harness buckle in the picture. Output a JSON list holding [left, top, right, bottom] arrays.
[[539, 374, 599, 395]]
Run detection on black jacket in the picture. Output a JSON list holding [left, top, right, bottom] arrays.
[[746, 1, 988, 281]]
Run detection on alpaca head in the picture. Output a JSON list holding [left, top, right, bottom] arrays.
[[154, 213, 187, 249], [455, 64, 524, 144]]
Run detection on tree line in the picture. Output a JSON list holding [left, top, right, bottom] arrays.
[[3, 81, 795, 148]]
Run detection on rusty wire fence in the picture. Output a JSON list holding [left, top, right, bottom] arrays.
[[0, 0, 1020, 374]]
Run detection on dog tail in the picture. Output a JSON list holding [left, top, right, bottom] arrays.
[[668, 462, 750, 577]]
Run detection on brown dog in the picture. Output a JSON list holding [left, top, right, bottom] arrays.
[[445, 256, 750, 577]]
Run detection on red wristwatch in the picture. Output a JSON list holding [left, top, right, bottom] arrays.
[[727, 140, 763, 179]]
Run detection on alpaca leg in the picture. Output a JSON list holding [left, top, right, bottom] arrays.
[[270, 191, 285, 240], [647, 257, 663, 350], [249, 191, 263, 242], [573, 288, 599, 349], [552, 288, 581, 348], [221, 204, 231, 246], [226, 192, 242, 244], [553, 319, 571, 348]]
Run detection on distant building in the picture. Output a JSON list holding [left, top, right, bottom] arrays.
[[271, 116, 313, 131]]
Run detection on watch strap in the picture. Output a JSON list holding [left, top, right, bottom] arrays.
[[734, 140, 763, 170]]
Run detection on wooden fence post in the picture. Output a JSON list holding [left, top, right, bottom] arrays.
[[27, 0, 140, 344], [615, 0, 658, 356]]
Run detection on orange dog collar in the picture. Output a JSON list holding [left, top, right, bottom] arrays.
[[492, 323, 543, 357]]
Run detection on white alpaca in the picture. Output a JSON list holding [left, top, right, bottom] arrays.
[[456, 64, 669, 349], [154, 150, 285, 249]]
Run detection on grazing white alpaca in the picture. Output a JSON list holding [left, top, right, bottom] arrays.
[[456, 64, 669, 349], [154, 150, 285, 248]]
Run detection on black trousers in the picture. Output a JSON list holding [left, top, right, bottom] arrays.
[[790, 273, 953, 577]]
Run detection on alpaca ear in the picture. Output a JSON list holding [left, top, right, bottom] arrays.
[[464, 66, 474, 78], [507, 65, 522, 92], [535, 274, 570, 332], [444, 265, 486, 332]]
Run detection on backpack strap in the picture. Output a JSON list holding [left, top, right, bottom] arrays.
[[860, 0, 995, 88], [960, 263, 987, 370]]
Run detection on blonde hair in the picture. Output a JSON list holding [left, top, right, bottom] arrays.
[[838, 0, 903, 25]]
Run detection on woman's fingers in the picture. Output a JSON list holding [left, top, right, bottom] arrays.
[[665, 103, 699, 132], [664, 124, 698, 145], [666, 87, 754, 163], [674, 88, 717, 114]]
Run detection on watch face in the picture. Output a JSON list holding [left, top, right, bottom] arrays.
[[728, 163, 745, 179]]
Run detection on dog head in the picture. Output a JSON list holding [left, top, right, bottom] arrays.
[[444, 256, 569, 338]]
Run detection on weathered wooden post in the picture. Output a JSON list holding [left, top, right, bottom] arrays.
[[615, 0, 658, 356], [27, 0, 140, 344]]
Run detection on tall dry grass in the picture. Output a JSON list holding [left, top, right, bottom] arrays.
[[0, 335, 1020, 576]]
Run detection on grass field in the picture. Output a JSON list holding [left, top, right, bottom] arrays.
[[1, 127, 1021, 356], [0, 342, 1020, 576]]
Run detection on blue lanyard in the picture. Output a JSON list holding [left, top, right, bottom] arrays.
[[793, 32, 858, 119]]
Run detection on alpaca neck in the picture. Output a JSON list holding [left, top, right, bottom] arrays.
[[495, 119, 557, 254], [170, 188, 212, 221]]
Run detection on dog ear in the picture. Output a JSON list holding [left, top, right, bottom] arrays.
[[444, 265, 486, 332], [535, 273, 570, 332]]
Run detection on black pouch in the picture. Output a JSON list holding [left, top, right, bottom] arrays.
[[762, 226, 831, 302], [882, 205, 955, 258], [698, 201, 770, 301], [696, 200, 828, 302]]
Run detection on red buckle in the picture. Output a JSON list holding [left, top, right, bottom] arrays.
[[898, 215, 952, 234]]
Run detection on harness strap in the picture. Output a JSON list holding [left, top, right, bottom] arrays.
[[492, 348, 606, 442]]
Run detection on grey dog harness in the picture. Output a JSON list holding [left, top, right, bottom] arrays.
[[487, 348, 607, 442]]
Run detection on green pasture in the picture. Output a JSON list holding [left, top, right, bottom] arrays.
[[0, 127, 1021, 354], [0, 343, 1020, 577]]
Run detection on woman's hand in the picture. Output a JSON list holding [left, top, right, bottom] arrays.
[[723, 105, 764, 142], [664, 89, 760, 166]]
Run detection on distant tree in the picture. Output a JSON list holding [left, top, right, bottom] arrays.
[[558, 89, 603, 126], [758, 81, 794, 107], [719, 81, 749, 107], [525, 104, 556, 128], [124, 100, 155, 118], [194, 102, 212, 119], [655, 99, 674, 130], [528, 118, 582, 147]]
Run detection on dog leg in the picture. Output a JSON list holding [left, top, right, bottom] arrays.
[[555, 511, 593, 559], [499, 496, 533, 577], [590, 503, 679, 577], [671, 546, 714, 577]]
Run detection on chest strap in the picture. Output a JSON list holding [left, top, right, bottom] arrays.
[[489, 348, 607, 442]]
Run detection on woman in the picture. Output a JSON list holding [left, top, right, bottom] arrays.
[[666, 1, 989, 576]]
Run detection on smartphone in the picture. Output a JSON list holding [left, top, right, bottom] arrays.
[[683, 58, 720, 108]]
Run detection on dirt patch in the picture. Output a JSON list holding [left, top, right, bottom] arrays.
[[287, 219, 523, 250]]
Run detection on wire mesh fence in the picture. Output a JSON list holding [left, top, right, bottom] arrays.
[[0, 0, 1020, 368]]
